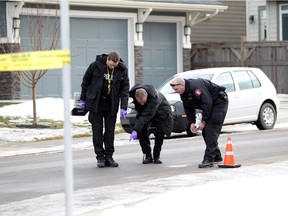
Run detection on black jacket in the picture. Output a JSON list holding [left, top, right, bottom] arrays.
[[129, 84, 173, 137], [80, 54, 130, 116], [180, 78, 226, 124]]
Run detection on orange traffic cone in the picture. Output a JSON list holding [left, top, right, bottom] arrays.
[[218, 136, 241, 168]]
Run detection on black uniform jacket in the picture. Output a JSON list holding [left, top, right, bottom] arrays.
[[180, 78, 226, 124], [80, 54, 130, 116], [129, 84, 173, 137]]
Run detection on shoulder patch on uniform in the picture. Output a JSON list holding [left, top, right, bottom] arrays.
[[194, 88, 202, 96]]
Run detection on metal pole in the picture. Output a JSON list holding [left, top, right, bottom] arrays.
[[60, 1, 73, 216]]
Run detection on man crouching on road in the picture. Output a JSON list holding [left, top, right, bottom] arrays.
[[129, 84, 173, 164], [170, 76, 228, 168]]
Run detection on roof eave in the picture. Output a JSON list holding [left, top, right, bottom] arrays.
[[11, 0, 228, 12], [72, 0, 228, 12]]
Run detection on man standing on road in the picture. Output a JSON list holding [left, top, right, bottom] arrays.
[[170, 76, 228, 168], [80, 51, 130, 168], [129, 84, 173, 164]]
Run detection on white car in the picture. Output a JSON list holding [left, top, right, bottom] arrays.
[[121, 67, 280, 136], [160, 67, 279, 128]]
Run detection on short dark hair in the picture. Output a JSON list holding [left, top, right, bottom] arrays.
[[108, 51, 120, 63]]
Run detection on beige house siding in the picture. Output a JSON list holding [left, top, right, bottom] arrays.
[[247, 1, 283, 42], [190, 1, 246, 43], [267, 1, 278, 41], [246, 0, 265, 41]]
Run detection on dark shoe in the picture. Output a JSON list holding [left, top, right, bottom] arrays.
[[153, 157, 162, 164], [214, 157, 223, 163], [198, 159, 214, 168], [142, 153, 153, 164], [105, 158, 119, 167], [97, 158, 105, 168]]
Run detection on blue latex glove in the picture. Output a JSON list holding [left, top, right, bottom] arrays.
[[80, 100, 86, 111], [120, 108, 127, 119], [129, 130, 138, 141]]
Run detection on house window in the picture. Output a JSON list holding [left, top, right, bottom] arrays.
[[259, 6, 266, 41], [0, 2, 7, 37], [280, 4, 288, 40]]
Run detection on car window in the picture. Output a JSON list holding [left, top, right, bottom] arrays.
[[248, 71, 261, 88], [157, 77, 176, 94], [181, 73, 213, 80], [234, 70, 255, 90], [158, 73, 213, 94], [214, 72, 235, 92]]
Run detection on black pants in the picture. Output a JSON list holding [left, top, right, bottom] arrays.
[[88, 99, 117, 160], [138, 125, 164, 159], [202, 97, 228, 162]]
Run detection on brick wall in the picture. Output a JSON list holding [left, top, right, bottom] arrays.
[[134, 45, 143, 84], [0, 72, 20, 100], [183, 48, 191, 71], [0, 43, 21, 100]]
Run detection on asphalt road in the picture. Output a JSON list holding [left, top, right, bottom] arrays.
[[1, 128, 287, 203], [0, 101, 287, 215]]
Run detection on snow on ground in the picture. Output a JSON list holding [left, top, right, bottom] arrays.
[[96, 166, 288, 216], [0, 97, 90, 123], [0, 98, 104, 142]]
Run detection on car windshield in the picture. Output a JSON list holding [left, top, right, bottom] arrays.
[[158, 73, 214, 94]]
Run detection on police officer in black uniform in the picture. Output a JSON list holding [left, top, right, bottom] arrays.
[[170, 76, 228, 168], [80, 51, 130, 168], [129, 84, 173, 164]]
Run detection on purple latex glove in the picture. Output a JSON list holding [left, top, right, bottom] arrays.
[[120, 108, 127, 119], [80, 100, 86, 111], [129, 130, 138, 141]]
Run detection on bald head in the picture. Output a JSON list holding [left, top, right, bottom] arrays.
[[135, 88, 148, 105], [135, 88, 147, 99], [170, 76, 185, 94], [170, 76, 184, 85]]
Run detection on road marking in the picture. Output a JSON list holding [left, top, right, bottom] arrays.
[[0, 50, 70, 71]]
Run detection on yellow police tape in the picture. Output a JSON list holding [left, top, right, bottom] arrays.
[[0, 50, 71, 72]]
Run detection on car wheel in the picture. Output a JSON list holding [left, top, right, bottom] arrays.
[[255, 103, 277, 130]]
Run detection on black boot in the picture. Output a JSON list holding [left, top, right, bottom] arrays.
[[105, 157, 119, 167], [97, 158, 105, 168], [198, 159, 214, 168], [213, 156, 223, 164], [142, 153, 153, 164], [153, 157, 162, 164]]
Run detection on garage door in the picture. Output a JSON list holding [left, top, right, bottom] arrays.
[[143, 22, 177, 88], [20, 17, 128, 99]]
